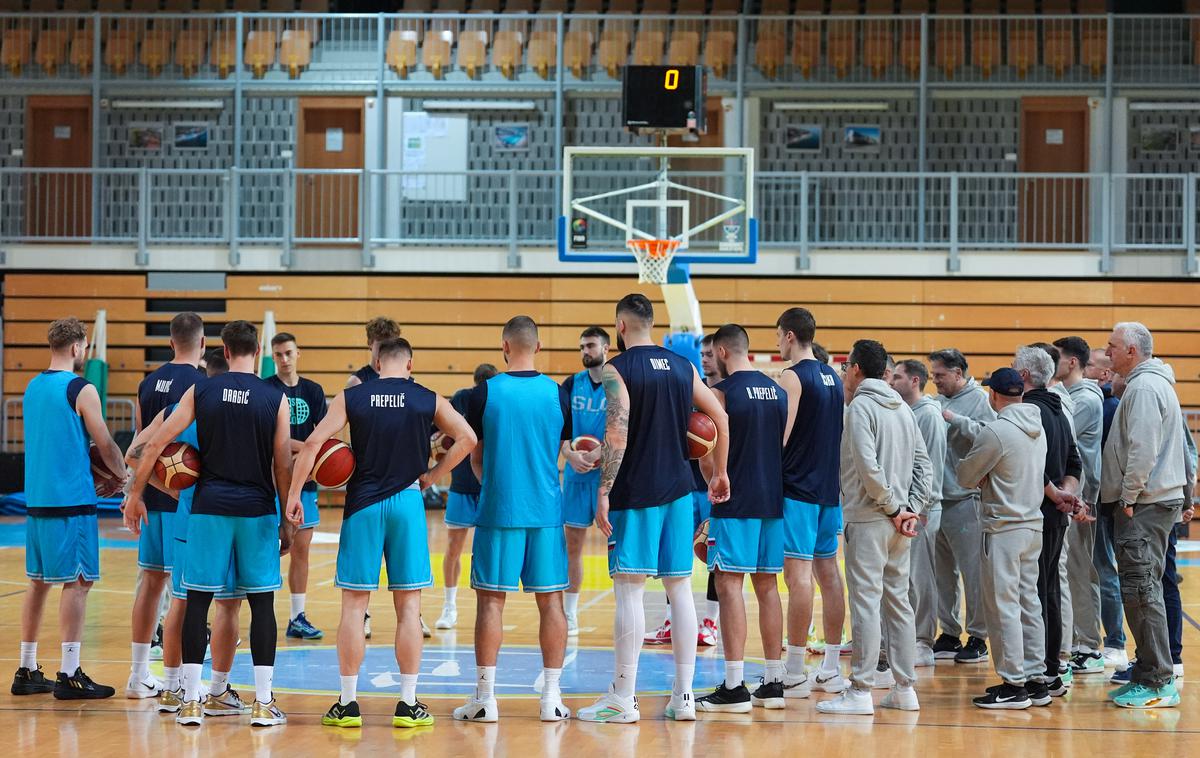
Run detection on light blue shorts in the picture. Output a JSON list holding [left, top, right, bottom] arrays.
[[184, 513, 281, 594], [783, 498, 843, 560], [275, 489, 320, 530], [707, 517, 785, 574], [607, 494, 694, 578], [444, 491, 479, 529], [336, 489, 433, 592], [26, 512, 100, 584], [471, 525, 568, 593], [171, 538, 244, 601], [138, 510, 175, 572], [561, 477, 600, 529], [691, 491, 712, 531]]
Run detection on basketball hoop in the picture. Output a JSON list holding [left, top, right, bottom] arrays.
[[627, 238, 682, 284]]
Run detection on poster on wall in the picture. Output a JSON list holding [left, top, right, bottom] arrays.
[[493, 123, 530, 151], [843, 124, 881, 153], [1139, 125, 1177, 153], [173, 122, 210, 150], [129, 123, 164, 151], [785, 125, 822, 152]]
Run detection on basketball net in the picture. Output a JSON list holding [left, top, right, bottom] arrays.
[[627, 238, 682, 284]]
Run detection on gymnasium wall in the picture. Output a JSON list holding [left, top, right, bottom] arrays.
[[3, 273, 1199, 408]]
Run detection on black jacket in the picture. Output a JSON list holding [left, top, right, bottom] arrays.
[[1024, 388, 1083, 524]]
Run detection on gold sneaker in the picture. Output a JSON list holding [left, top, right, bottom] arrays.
[[176, 700, 205, 726], [157, 687, 184, 713], [205, 686, 250, 716], [250, 698, 287, 727]]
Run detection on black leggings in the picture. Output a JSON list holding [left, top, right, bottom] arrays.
[[183, 590, 277, 667]]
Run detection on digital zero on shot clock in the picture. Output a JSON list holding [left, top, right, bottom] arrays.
[[621, 65, 707, 134]]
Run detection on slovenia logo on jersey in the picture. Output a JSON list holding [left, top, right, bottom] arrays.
[[289, 397, 310, 425]]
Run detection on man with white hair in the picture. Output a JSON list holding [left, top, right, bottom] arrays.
[[1103, 322, 1186, 709]]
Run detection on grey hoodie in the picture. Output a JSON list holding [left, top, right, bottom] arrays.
[[841, 379, 934, 523], [912, 395, 948, 509], [937, 377, 997, 503], [1101, 358, 1186, 506], [1065, 379, 1105, 506], [955, 402, 1048, 533]]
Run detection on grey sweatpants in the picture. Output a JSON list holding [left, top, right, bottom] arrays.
[[980, 528, 1046, 685], [935, 496, 987, 640], [845, 519, 916, 692], [909, 508, 941, 648], [1114, 501, 1181, 689], [1065, 518, 1102, 651], [1059, 527, 1073, 659]]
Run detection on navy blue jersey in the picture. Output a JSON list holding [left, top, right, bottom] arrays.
[[690, 459, 707, 492], [713, 370, 788, 519], [191, 372, 285, 518], [344, 377, 437, 518], [138, 362, 204, 512], [447, 387, 481, 495], [562, 371, 606, 486], [782, 359, 844, 506], [266, 375, 328, 493], [353, 365, 378, 385], [607, 345, 695, 511], [23, 371, 95, 512]]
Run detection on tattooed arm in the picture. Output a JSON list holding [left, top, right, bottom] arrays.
[[595, 363, 630, 537]]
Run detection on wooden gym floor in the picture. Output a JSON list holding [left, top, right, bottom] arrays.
[[0, 511, 1197, 756]]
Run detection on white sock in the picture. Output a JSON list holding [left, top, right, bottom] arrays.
[[61, 642, 81, 674], [164, 666, 181, 691], [785, 645, 807, 677], [400, 673, 419, 705], [290, 593, 306, 620], [724, 660, 744, 689], [131, 642, 151, 679], [613, 577, 646, 699], [674, 663, 696, 696], [19, 641, 37, 670], [822, 644, 841, 672], [444, 587, 458, 607], [542, 667, 562, 698], [706, 600, 719, 621], [765, 659, 785, 684], [253, 665, 273, 705], [564, 592, 580, 617], [182, 662, 204, 702], [475, 665, 496, 701], [210, 669, 229, 695], [663, 577, 697, 697], [339, 674, 357, 705]]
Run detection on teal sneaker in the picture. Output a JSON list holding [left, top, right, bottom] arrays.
[[1070, 651, 1105, 676], [1113, 682, 1180, 709], [1060, 666, 1074, 687], [286, 612, 325, 640], [1108, 682, 1137, 701]]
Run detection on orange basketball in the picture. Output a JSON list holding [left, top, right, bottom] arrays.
[[154, 441, 201, 489], [430, 432, 454, 463], [570, 434, 602, 454], [313, 438, 355, 488], [89, 445, 120, 488], [687, 411, 718, 459], [694, 518, 710, 562]]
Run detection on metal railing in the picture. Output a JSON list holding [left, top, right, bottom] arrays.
[[1, 396, 137, 453]]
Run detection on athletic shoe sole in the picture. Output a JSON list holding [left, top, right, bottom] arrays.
[[54, 689, 116, 700], [751, 696, 786, 709], [696, 701, 752, 713], [955, 655, 988, 664], [814, 678, 849, 694], [394, 716, 435, 727], [125, 686, 162, 699], [932, 651, 961, 660], [10, 684, 54, 696], [1114, 695, 1181, 709], [577, 711, 639, 723], [974, 699, 1032, 710], [666, 708, 697, 721], [322, 716, 363, 728], [250, 718, 286, 726], [176, 716, 203, 726]]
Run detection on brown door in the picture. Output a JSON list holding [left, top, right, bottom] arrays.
[[297, 98, 364, 241], [1019, 97, 1090, 246], [26, 96, 92, 238]]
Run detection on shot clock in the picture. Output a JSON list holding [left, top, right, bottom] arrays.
[[621, 65, 707, 134]]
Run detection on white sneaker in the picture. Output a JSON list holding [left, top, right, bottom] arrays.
[[698, 618, 718, 646], [881, 686, 920, 711], [665, 692, 697, 721], [1174, 663, 1185, 679], [421, 617, 433, 638], [435, 605, 457, 630], [125, 672, 164, 699], [566, 612, 579, 637], [915, 644, 936, 668], [453, 695, 499, 722], [1102, 647, 1128, 671], [814, 667, 850, 693], [816, 687, 874, 715], [578, 687, 640, 723], [781, 672, 812, 699], [540, 695, 571, 721], [363, 612, 372, 639], [873, 666, 895, 690]]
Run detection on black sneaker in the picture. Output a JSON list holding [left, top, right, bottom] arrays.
[[11, 666, 54, 695], [1026, 679, 1052, 706], [750, 678, 785, 709], [932, 633, 963, 659], [152, 622, 164, 650], [393, 699, 434, 727], [973, 681, 1031, 710], [1046, 676, 1069, 697], [954, 636, 988, 664], [696, 682, 752, 713], [322, 699, 363, 728], [53, 668, 116, 700]]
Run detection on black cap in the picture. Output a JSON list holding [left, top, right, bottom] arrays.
[[983, 367, 1024, 397]]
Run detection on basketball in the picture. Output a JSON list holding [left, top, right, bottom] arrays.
[[88, 445, 120, 489], [687, 411, 718, 459], [570, 434, 602, 454], [153, 441, 200, 489], [313, 438, 355, 488], [431, 432, 454, 462], [693, 518, 710, 562]]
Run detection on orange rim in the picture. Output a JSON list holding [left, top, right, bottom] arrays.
[[626, 239, 682, 259]]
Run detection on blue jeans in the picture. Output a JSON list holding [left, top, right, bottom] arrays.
[[1163, 525, 1182, 665], [1093, 507, 1125, 649]]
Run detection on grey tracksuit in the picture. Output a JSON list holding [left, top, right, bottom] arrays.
[[909, 395, 947, 649], [1101, 358, 1187, 689], [956, 402, 1047, 685], [1049, 384, 1078, 659], [1064, 379, 1105, 652], [841, 379, 933, 692], [936, 377, 996, 640]]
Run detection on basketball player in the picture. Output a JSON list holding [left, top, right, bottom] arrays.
[[126, 313, 206, 699], [437, 363, 499, 630], [346, 316, 401, 388], [127, 320, 292, 727], [578, 294, 730, 724], [11, 317, 124, 699], [561, 328, 609, 636], [266, 332, 329, 641], [695, 324, 787, 713], [453, 316, 573, 723], [774, 307, 849, 698], [287, 337, 476, 729]]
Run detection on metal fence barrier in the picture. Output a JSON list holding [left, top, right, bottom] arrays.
[[1, 396, 138, 454]]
